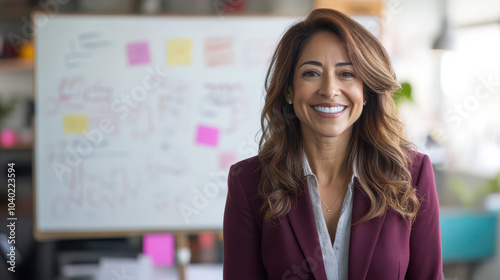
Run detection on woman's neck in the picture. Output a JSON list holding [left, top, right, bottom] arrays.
[[302, 126, 352, 186]]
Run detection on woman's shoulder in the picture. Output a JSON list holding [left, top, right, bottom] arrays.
[[230, 155, 261, 178], [228, 155, 262, 196], [407, 150, 435, 193]]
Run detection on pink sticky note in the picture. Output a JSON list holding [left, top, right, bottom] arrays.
[[0, 129, 17, 148], [219, 151, 236, 169], [204, 37, 234, 67], [127, 41, 150, 66], [143, 233, 175, 266], [195, 125, 219, 147]]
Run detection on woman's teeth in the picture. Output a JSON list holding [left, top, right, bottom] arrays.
[[313, 106, 346, 113]]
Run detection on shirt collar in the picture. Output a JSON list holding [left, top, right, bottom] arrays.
[[302, 149, 358, 181]]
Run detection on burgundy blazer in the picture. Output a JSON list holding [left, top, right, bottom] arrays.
[[223, 151, 443, 280]]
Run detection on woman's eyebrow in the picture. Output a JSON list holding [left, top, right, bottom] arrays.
[[298, 60, 353, 68]]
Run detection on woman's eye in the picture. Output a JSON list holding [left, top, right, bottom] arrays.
[[340, 72, 355, 78], [302, 71, 320, 78]]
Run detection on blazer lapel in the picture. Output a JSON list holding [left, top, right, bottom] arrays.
[[288, 179, 328, 280], [348, 177, 386, 279]]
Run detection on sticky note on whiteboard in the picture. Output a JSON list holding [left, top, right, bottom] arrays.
[[204, 37, 234, 67], [143, 233, 175, 266], [126, 41, 150, 66], [167, 38, 192, 65], [63, 114, 88, 133], [219, 151, 236, 169], [195, 125, 219, 147]]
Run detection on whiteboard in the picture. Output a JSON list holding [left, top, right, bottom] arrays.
[[33, 13, 379, 239]]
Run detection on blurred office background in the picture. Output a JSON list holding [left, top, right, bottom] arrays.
[[0, 0, 499, 279]]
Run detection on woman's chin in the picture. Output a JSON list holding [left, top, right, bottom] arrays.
[[313, 127, 348, 138]]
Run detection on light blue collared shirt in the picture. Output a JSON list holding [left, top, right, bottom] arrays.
[[302, 150, 357, 280]]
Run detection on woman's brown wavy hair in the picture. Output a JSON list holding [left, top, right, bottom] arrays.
[[257, 8, 419, 227]]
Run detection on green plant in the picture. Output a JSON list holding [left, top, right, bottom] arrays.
[[477, 172, 500, 197], [449, 171, 500, 208], [0, 95, 18, 122], [393, 82, 413, 107]]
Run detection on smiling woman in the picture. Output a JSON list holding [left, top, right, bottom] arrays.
[[291, 31, 364, 136], [259, 7, 417, 229], [223, 8, 443, 280]]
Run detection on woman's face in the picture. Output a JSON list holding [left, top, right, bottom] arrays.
[[290, 31, 364, 138]]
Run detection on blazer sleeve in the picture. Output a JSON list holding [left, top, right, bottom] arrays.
[[223, 164, 267, 279], [405, 154, 444, 280]]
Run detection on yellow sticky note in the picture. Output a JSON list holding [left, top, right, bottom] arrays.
[[167, 38, 192, 65], [64, 115, 88, 133]]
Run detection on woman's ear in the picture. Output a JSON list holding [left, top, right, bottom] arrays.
[[286, 86, 294, 102]]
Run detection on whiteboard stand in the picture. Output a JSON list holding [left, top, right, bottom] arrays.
[[176, 233, 191, 280]]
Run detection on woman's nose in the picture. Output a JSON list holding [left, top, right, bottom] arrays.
[[318, 76, 341, 98]]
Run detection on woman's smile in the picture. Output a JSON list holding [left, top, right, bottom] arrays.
[[311, 104, 348, 118]]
